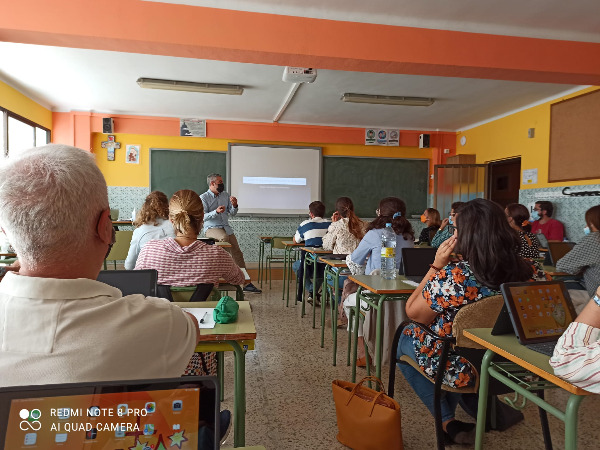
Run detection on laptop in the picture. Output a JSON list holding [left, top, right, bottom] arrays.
[[327, 254, 348, 261], [401, 247, 438, 282], [0, 376, 220, 450], [97, 269, 158, 297], [547, 241, 575, 266], [496, 280, 577, 356]]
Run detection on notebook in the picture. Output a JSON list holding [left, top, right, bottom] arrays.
[[0, 376, 220, 450], [497, 280, 577, 356], [547, 241, 575, 266], [401, 247, 437, 282], [97, 269, 158, 297]]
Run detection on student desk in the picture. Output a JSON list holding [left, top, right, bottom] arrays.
[[282, 240, 302, 306], [348, 275, 416, 383], [464, 328, 592, 450], [0, 253, 17, 266], [175, 301, 256, 448], [543, 265, 570, 277], [257, 236, 272, 287], [111, 220, 133, 230], [319, 257, 349, 365], [300, 247, 333, 327]]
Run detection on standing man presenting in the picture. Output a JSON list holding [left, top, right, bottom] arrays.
[[201, 173, 261, 293]]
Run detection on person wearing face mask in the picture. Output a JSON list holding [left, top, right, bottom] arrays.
[[530, 201, 565, 241], [431, 202, 464, 249], [555, 205, 600, 312], [200, 173, 261, 293], [418, 208, 441, 245]]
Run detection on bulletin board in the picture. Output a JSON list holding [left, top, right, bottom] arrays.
[[549, 89, 600, 182]]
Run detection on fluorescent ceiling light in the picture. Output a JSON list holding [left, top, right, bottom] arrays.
[[137, 78, 243, 95], [341, 93, 434, 106]]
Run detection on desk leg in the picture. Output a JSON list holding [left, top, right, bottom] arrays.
[[564, 394, 584, 450], [475, 350, 493, 450], [312, 255, 318, 328], [351, 287, 362, 383], [258, 241, 264, 288], [374, 294, 387, 384], [285, 248, 292, 307], [282, 247, 287, 302], [301, 254, 309, 317], [320, 266, 329, 347], [332, 271, 341, 366], [227, 340, 246, 448]]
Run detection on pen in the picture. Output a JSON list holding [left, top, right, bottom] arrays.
[[200, 311, 208, 323]]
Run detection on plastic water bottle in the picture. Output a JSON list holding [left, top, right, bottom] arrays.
[[380, 223, 397, 280]]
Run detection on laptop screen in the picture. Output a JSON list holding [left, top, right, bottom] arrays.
[[96, 269, 158, 297], [547, 241, 575, 265], [0, 377, 218, 450], [401, 248, 437, 277], [500, 281, 577, 344]]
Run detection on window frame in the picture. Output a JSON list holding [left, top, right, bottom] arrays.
[[0, 106, 51, 157]]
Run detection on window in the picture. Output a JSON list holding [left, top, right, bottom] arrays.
[[0, 107, 50, 158]]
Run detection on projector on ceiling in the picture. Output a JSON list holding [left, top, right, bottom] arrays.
[[282, 67, 317, 83]]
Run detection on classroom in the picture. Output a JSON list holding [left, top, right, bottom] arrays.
[[1, 1, 600, 449]]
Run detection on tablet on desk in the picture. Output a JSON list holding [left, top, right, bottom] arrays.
[[327, 254, 348, 260]]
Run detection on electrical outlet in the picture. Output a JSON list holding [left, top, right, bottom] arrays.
[[443, 149, 450, 154], [430, 174, 434, 180]]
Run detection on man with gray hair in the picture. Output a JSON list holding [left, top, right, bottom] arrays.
[[0, 144, 200, 387], [200, 173, 261, 293]]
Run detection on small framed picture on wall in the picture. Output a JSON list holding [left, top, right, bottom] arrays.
[[125, 145, 140, 164]]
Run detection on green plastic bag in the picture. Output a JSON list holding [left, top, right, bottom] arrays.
[[213, 296, 239, 324]]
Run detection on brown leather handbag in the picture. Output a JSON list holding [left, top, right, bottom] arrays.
[[332, 376, 403, 450]]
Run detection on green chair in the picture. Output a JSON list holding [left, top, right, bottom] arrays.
[[104, 230, 133, 269], [265, 237, 292, 288]]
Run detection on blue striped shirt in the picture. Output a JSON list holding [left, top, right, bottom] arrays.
[[294, 217, 331, 247]]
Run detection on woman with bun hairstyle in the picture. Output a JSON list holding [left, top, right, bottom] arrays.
[[135, 189, 244, 376], [505, 202, 541, 259], [342, 197, 415, 366], [124, 191, 175, 270]]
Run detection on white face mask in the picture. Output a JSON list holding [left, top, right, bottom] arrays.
[[584, 226, 591, 235]]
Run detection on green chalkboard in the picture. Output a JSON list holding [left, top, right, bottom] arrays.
[[323, 156, 429, 218], [150, 149, 226, 199]]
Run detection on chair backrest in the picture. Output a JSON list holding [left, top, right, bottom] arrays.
[[166, 284, 218, 302], [452, 295, 504, 349], [110, 208, 120, 220], [105, 230, 133, 261], [271, 236, 293, 250], [547, 241, 575, 265]]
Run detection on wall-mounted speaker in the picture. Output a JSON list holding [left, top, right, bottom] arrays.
[[102, 118, 114, 134], [419, 134, 430, 149]]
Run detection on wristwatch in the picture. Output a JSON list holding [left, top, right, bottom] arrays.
[[593, 294, 600, 308]]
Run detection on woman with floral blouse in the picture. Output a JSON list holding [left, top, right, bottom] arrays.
[[398, 198, 548, 445]]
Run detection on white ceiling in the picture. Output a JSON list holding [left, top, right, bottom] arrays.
[[1, 0, 598, 131]]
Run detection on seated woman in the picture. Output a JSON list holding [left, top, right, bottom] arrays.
[[124, 191, 175, 270], [398, 198, 547, 445], [431, 202, 464, 248], [505, 202, 541, 259], [555, 205, 600, 312], [418, 208, 441, 245], [135, 189, 244, 376], [342, 197, 414, 366], [550, 284, 600, 393]]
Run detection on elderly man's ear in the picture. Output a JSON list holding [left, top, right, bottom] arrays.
[[96, 209, 114, 245]]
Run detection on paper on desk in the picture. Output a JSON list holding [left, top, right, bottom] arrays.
[[403, 280, 420, 287], [182, 308, 216, 329]]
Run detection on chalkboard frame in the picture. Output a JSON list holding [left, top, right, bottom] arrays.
[[323, 155, 430, 218], [149, 148, 227, 199]]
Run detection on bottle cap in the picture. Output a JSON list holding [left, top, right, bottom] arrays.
[[386, 223, 392, 227]]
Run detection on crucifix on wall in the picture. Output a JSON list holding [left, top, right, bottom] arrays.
[[101, 135, 121, 161]]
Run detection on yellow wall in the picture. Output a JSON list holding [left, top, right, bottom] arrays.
[[457, 86, 600, 189], [93, 133, 432, 187], [0, 80, 52, 129]]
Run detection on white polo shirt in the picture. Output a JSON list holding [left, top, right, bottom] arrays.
[[0, 272, 197, 387]]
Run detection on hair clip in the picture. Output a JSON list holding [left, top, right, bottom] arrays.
[[521, 220, 529, 227], [393, 212, 402, 219]]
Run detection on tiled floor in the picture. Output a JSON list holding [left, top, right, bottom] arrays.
[[221, 280, 600, 449]]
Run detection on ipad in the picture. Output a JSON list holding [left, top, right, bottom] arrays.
[[500, 280, 577, 345], [0, 377, 219, 450], [97, 269, 158, 297]]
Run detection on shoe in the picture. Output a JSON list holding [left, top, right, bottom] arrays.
[[243, 283, 262, 294], [445, 419, 476, 445], [219, 409, 232, 445]]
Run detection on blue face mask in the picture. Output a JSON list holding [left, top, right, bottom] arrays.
[[584, 227, 591, 235], [530, 210, 540, 221], [448, 215, 453, 226]]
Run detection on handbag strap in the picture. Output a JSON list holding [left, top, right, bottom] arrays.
[[345, 376, 386, 407]]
